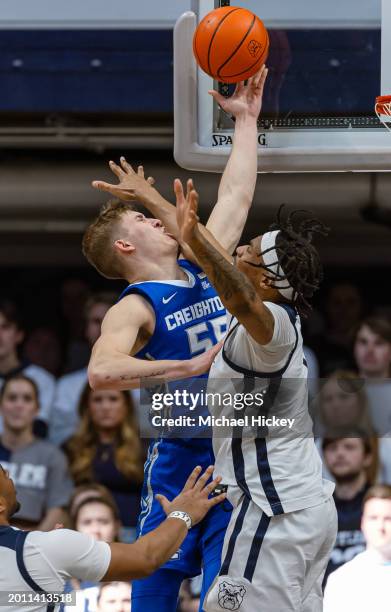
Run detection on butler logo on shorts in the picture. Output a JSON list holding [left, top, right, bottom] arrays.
[[218, 581, 246, 610], [247, 40, 262, 57]]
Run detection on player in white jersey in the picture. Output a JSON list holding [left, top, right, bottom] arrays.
[[0, 464, 226, 612], [175, 189, 338, 611]]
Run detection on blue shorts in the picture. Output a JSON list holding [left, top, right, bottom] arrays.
[[132, 439, 232, 607]]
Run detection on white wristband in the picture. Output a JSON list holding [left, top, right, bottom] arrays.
[[168, 511, 192, 530]]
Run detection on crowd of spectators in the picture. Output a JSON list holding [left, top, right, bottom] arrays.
[[0, 277, 391, 610]]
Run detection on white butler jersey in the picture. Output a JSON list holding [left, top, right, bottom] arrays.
[[0, 526, 110, 612], [209, 301, 334, 516]]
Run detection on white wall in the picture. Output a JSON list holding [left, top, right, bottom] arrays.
[[0, 0, 380, 29], [230, 0, 380, 28], [0, 0, 191, 29]]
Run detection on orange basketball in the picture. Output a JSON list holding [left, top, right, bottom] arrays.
[[193, 6, 269, 84]]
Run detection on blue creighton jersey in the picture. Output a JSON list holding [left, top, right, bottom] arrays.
[[119, 259, 226, 361], [119, 260, 232, 590], [118, 259, 227, 444]]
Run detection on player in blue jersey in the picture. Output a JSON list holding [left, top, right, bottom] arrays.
[[84, 66, 268, 612]]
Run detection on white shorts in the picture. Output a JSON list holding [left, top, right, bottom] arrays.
[[204, 494, 337, 612]]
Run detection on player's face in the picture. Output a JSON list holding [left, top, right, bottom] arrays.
[[362, 498, 391, 552], [85, 302, 110, 346], [119, 211, 178, 258], [235, 236, 262, 267], [354, 325, 391, 377], [97, 583, 131, 612], [0, 465, 20, 520], [76, 501, 118, 543], [323, 438, 369, 481], [235, 235, 266, 288], [0, 379, 38, 432], [320, 378, 361, 429], [0, 313, 24, 360], [88, 389, 127, 431]]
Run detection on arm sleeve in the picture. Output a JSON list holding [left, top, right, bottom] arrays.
[[45, 447, 74, 509], [29, 529, 111, 583]]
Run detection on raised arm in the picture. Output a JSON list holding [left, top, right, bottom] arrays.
[[87, 295, 220, 390], [91, 66, 268, 257], [175, 181, 274, 346], [205, 65, 268, 253]]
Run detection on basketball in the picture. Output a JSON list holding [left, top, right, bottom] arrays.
[[193, 6, 269, 84]]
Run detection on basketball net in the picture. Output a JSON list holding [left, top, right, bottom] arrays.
[[375, 95, 391, 131]]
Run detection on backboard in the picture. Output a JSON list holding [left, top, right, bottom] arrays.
[[174, 0, 391, 172]]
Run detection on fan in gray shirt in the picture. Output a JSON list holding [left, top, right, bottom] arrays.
[[0, 375, 73, 530]]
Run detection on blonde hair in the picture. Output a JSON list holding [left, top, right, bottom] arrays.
[[66, 384, 144, 484], [82, 199, 136, 279]]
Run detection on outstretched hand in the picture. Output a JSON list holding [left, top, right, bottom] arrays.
[[208, 64, 268, 121], [174, 178, 200, 247], [156, 465, 226, 527], [92, 157, 155, 201]]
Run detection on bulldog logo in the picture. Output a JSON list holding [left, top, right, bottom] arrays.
[[247, 39, 262, 57], [218, 581, 246, 610]]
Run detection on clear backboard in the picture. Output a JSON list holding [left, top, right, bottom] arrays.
[[174, 0, 391, 172]]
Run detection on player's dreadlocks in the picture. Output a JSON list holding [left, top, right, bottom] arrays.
[[267, 205, 329, 316]]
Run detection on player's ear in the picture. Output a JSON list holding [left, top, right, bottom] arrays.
[[114, 239, 135, 255], [0, 495, 7, 515], [259, 270, 272, 290]]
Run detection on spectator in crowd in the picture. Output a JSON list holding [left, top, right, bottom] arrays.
[[65, 384, 144, 537], [23, 325, 63, 377], [314, 282, 362, 375], [0, 300, 55, 437], [354, 316, 391, 434], [71, 495, 121, 542], [324, 485, 391, 612], [315, 370, 374, 436], [67, 483, 118, 525], [95, 582, 132, 612], [0, 375, 73, 530], [64, 494, 123, 612], [322, 435, 375, 580], [60, 277, 91, 373], [50, 292, 116, 445], [315, 370, 391, 483]]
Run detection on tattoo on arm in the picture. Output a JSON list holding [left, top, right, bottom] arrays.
[[190, 234, 257, 306], [119, 370, 167, 381], [104, 370, 167, 383]]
